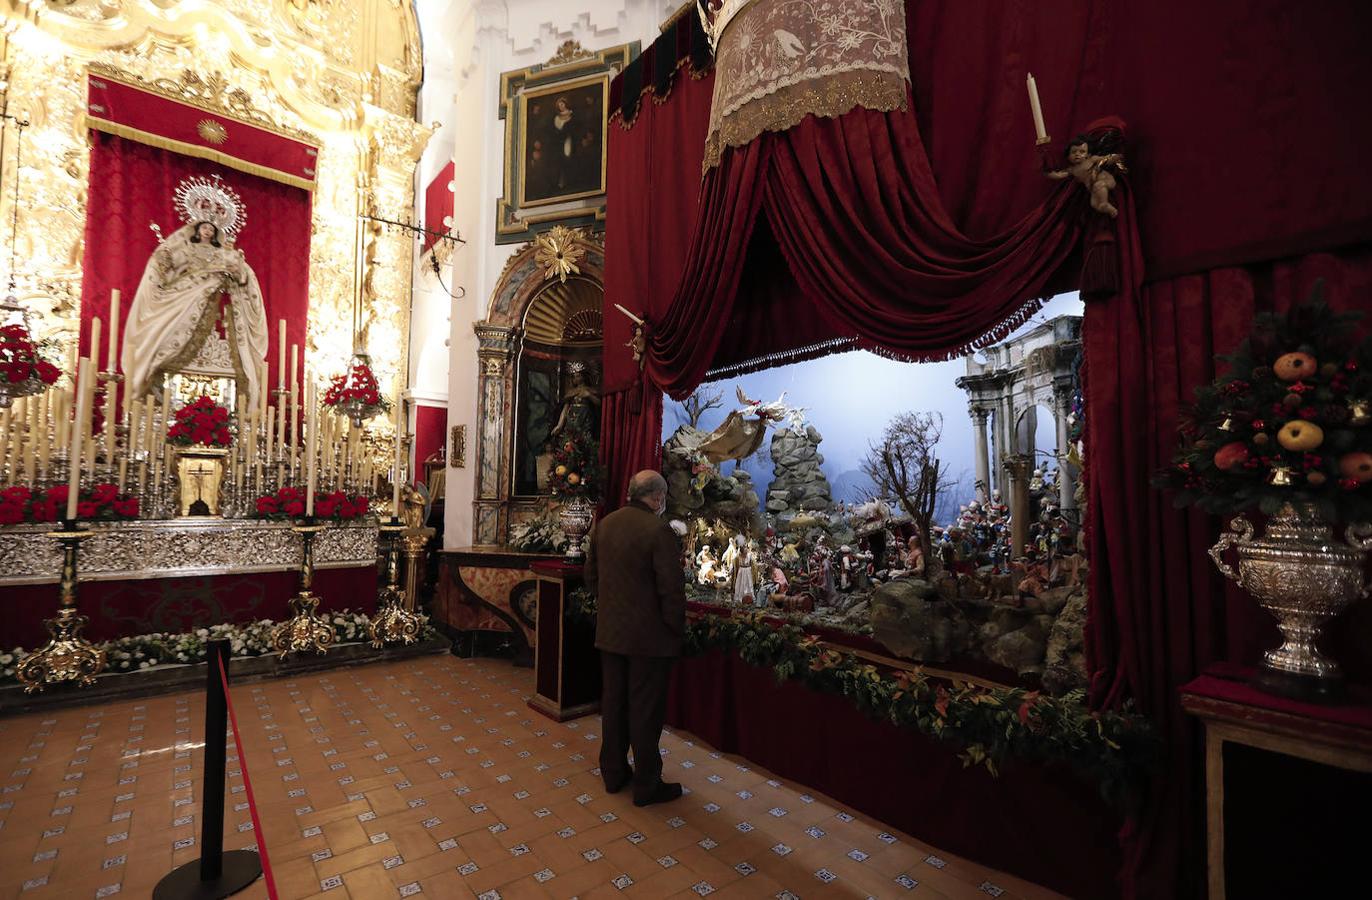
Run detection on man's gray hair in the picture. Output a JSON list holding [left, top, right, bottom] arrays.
[[627, 470, 668, 501]]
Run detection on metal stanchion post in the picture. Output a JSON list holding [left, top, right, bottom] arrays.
[[153, 639, 263, 899]]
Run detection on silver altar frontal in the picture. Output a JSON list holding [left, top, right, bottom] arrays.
[[0, 518, 378, 586]]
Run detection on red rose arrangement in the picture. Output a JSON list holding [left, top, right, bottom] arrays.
[[0, 483, 139, 525], [323, 362, 388, 412], [253, 486, 370, 521], [0, 323, 61, 388], [166, 395, 233, 447]]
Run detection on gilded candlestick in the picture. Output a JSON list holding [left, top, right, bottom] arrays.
[[15, 522, 105, 693], [271, 520, 335, 657], [368, 518, 420, 647]]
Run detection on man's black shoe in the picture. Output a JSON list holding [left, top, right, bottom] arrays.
[[604, 769, 633, 794], [632, 781, 683, 807]]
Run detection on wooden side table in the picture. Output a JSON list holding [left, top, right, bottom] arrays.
[[1181, 664, 1372, 900], [527, 560, 600, 722]]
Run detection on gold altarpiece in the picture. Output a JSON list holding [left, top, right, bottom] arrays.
[[0, 0, 435, 418]]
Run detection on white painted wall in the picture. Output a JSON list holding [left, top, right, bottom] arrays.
[[410, 0, 681, 548]]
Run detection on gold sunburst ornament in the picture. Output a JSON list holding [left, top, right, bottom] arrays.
[[197, 118, 229, 145], [535, 225, 584, 284]]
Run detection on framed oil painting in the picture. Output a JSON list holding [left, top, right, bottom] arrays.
[[497, 40, 638, 244]]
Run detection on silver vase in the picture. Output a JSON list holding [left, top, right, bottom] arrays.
[[1210, 502, 1372, 698], [558, 495, 595, 560]]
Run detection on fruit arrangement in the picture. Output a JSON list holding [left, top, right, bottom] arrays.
[[546, 427, 602, 500], [1158, 285, 1372, 521]]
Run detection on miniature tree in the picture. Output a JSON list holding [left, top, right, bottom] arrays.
[[862, 412, 950, 568], [677, 385, 725, 429]]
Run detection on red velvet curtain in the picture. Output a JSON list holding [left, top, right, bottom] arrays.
[[1084, 247, 1372, 897], [79, 131, 313, 399]]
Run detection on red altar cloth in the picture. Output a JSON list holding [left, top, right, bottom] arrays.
[[667, 649, 1124, 899], [1181, 662, 1372, 732], [4, 566, 376, 648]]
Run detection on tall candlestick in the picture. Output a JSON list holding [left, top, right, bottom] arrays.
[[392, 392, 403, 513], [68, 357, 92, 520], [277, 320, 287, 390], [23, 395, 37, 484], [305, 379, 318, 516], [0, 407, 10, 484], [1026, 72, 1048, 144], [6, 398, 23, 482], [159, 383, 171, 449]]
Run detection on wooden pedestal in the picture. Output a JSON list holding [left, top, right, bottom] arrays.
[[527, 560, 600, 722]]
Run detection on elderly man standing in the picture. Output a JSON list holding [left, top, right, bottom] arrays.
[[583, 469, 687, 806]]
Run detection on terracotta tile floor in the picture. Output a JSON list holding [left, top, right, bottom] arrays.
[[0, 656, 1066, 900]]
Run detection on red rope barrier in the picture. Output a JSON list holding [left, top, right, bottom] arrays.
[[218, 654, 280, 900]]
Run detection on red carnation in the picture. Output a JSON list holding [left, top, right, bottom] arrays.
[[45, 484, 68, 503], [6, 361, 31, 383], [0, 503, 24, 525], [354, 496, 369, 515], [2, 485, 31, 504], [76, 501, 98, 518], [35, 361, 60, 384], [256, 496, 280, 515], [91, 483, 119, 505], [285, 500, 305, 517], [113, 497, 139, 518]]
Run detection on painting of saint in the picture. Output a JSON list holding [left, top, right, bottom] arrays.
[[520, 78, 607, 207]]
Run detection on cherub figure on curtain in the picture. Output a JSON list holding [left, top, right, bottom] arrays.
[[1046, 133, 1127, 218]]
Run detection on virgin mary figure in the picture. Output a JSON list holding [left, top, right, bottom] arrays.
[[121, 175, 269, 409]]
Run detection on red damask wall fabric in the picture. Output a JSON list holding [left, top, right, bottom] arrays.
[[413, 403, 447, 481], [1083, 249, 1372, 896], [79, 131, 313, 400]]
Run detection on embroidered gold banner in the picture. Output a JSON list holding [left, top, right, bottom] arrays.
[[704, 0, 910, 171]]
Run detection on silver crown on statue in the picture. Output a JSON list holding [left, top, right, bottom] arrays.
[[696, 0, 748, 53], [174, 174, 246, 241]]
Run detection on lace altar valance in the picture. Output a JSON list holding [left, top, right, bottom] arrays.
[[703, 0, 910, 171]]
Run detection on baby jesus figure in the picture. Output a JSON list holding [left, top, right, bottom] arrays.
[[1047, 135, 1126, 218]]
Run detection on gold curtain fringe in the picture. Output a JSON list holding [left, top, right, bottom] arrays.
[[84, 115, 317, 193], [702, 69, 908, 173]]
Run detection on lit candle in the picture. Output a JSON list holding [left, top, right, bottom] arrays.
[[305, 378, 318, 516], [67, 357, 92, 520], [392, 392, 403, 514], [1026, 72, 1048, 144], [277, 320, 286, 390]]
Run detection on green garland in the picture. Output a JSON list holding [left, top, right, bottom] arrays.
[[568, 589, 1157, 806], [1, 610, 441, 685]]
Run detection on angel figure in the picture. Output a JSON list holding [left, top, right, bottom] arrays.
[[1047, 135, 1127, 218]]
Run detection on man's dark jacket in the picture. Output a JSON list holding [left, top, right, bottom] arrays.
[[583, 499, 686, 657]]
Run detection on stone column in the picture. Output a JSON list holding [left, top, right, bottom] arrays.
[[472, 323, 515, 546], [970, 407, 991, 503], [1005, 454, 1034, 558], [1053, 383, 1077, 517]]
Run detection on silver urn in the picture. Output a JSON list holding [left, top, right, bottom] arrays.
[[1210, 502, 1371, 697], [558, 495, 595, 560]]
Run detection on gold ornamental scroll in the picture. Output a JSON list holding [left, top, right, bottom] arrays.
[[703, 0, 910, 171]]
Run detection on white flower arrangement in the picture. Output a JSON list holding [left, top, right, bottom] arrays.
[[508, 514, 567, 553], [0, 610, 438, 686]]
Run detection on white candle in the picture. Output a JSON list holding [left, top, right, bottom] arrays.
[[289, 345, 299, 451], [392, 393, 403, 513], [305, 379, 318, 516], [37, 389, 51, 477], [108, 291, 120, 371], [67, 357, 92, 520], [277, 320, 286, 390], [1026, 73, 1047, 144], [89, 317, 101, 373]]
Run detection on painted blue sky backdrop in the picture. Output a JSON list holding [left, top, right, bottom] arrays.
[[663, 293, 1085, 522]]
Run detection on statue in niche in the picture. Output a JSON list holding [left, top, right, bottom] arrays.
[[549, 361, 600, 442], [122, 176, 268, 409]]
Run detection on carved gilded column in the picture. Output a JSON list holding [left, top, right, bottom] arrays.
[[473, 323, 515, 545]]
